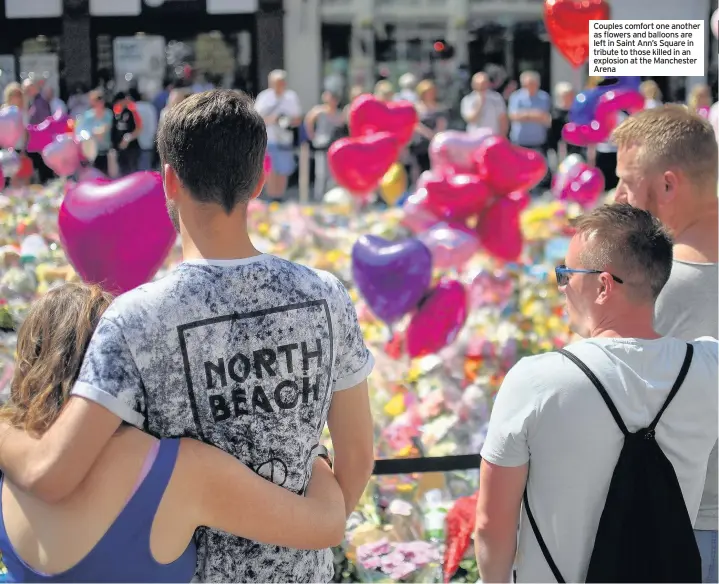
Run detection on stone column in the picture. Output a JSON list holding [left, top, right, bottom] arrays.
[[62, 0, 92, 94]]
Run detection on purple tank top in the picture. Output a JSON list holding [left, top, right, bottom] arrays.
[[0, 438, 196, 583]]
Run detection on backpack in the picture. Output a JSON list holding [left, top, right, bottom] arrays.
[[522, 343, 701, 583]]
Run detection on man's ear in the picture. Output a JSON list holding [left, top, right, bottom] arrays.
[[596, 272, 614, 305], [163, 164, 179, 201], [249, 169, 267, 201]]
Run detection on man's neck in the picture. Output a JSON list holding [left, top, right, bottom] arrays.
[[671, 196, 718, 263], [588, 310, 660, 340], [179, 210, 260, 262]]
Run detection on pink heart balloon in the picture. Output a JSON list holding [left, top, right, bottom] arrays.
[[555, 162, 605, 207], [42, 134, 81, 178], [476, 192, 527, 263], [0, 106, 24, 150], [58, 171, 175, 294], [418, 173, 494, 222], [328, 132, 399, 195], [349, 94, 418, 148], [419, 223, 480, 270], [595, 89, 644, 124], [401, 192, 439, 233], [475, 136, 548, 194], [406, 279, 468, 358], [429, 129, 493, 175], [77, 166, 109, 184]]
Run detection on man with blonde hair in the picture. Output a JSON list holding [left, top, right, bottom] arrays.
[[614, 105, 719, 583]]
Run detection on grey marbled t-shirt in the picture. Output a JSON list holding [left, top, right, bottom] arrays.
[[71, 254, 374, 583]]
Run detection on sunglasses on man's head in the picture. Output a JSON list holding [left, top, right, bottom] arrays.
[[555, 264, 624, 287]]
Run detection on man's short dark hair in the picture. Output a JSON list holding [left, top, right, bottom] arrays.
[[157, 89, 267, 214], [572, 204, 674, 302]]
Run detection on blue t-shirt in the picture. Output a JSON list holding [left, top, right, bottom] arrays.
[[76, 109, 114, 153], [508, 88, 552, 147]]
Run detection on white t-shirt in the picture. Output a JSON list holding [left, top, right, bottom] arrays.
[[254, 88, 302, 146], [460, 90, 506, 135], [482, 336, 718, 583], [71, 254, 374, 583]]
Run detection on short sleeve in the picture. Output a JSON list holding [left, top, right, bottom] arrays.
[[331, 279, 374, 392], [71, 316, 146, 428], [480, 357, 540, 467], [254, 90, 271, 115]]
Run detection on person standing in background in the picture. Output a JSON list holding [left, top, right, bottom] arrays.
[[305, 90, 345, 201], [460, 72, 508, 136], [688, 84, 713, 118], [43, 86, 66, 116], [67, 83, 89, 119], [640, 80, 663, 109], [374, 80, 394, 103], [508, 71, 552, 193], [254, 70, 303, 202], [1, 83, 32, 187], [23, 79, 54, 184], [395, 73, 418, 103], [613, 106, 719, 583], [549, 82, 583, 162], [76, 90, 113, 176], [129, 88, 158, 171], [111, 91, 143, 177], [411, 80, 448, 174]]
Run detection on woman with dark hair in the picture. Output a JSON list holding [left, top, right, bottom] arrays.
[[0, 283, 346, 583], [411, 80, 448, 174]]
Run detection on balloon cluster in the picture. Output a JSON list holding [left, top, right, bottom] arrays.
[[405, 132, 547, 266], [562, 77, 644, 146], [328, 95, 417, 196], [350, 128, 548, 359], [0, 106, 99, 183]]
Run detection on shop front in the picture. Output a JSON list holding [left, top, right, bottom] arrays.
[[0, 0, 64, 98], [89, 0, 260, 99]]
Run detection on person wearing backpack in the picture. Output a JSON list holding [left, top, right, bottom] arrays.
[[612, 106, 719, 583], [475, 204, 718, 583]]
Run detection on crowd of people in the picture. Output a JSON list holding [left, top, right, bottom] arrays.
[[3, 69, 718, 201], [0, 70, 717, 584]]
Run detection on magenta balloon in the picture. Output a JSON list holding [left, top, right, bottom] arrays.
[[429, 130, 493, 175], [0, 106, 24, 150], [58, 171, 176, 294], [401, 191, 439, 234], [555, 162, 605, 208], [406, 279, 468, 358]]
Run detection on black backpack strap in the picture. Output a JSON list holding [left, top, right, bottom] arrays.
[[558, 348, 630, 436], [647, 343, 693, 433], [523, 489, 566, 583]]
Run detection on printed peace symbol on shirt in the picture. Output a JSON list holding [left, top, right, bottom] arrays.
[[254, 457, 289, 487]]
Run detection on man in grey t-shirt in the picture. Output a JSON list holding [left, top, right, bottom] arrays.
[[0, 90, 376, 583], [614, 105, 719, 583]]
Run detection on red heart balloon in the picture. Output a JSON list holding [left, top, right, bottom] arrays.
[[406, 279, 468, 358], [475, 136, 548, 195], [328, 132, 399, 196], [58, 171, 176, 294], [476, 192, 527, 263], [349, 94, 418, 148], [417, 173, 494, 222], [544, 0, 611, 68]]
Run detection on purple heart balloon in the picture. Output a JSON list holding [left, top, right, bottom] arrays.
[[351, 235, 433, 324], [0, 106, 24, 150]]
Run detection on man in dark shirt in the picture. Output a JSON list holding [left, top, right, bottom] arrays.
[[111, 91, 143, 176]]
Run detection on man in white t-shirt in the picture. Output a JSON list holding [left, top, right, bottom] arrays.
[[613, 105, 719, 582], [475, 203, 718, 583], [254, 70, 303, 201], [460, 72, 508, 136]]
